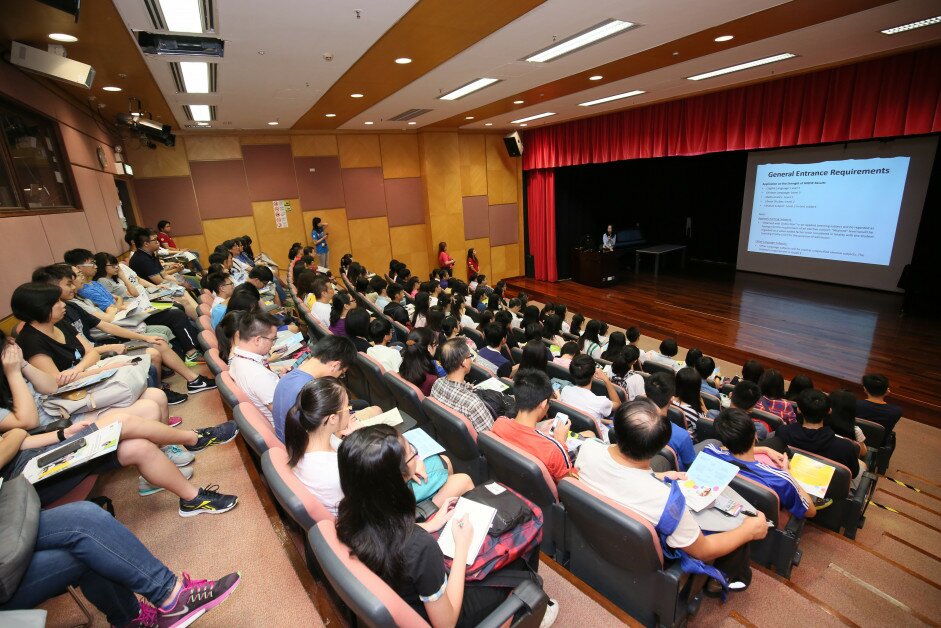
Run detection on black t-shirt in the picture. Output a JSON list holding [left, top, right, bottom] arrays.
[[855, 400, 902, 433], [17, 322, 85, 372], [129, 250, 163, 282], [384, 301, 410, 326], [63, 301, 101, 341], [775, 423, 859, 478], [398, 526, 447, 621], [350, 336, 371, 353]]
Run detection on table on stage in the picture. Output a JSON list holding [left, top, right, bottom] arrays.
[[635, 244, 686, 276]]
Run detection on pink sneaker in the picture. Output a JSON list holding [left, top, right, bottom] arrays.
[[116, 602, 158, 627], [157, 572, 241, 628], [168, 416, 183, 428]]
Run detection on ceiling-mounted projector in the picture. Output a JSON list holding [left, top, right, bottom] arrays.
[[10, 41, 95, 89]]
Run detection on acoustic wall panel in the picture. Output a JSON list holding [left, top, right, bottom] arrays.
[[341, 168, 386, 219], [488, 203, 519, 247], [241, 144, 298, 201], [462, 196, 489, 240], [133, 177, 202, 235], [190, 160, 252, 219], [295, 156, 345, 210], [385, 177, 425, 227]]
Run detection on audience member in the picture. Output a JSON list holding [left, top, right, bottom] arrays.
[[696, 356, 721, 397], [646, 338, 681, 372], [345, 307, 372, 352], [431, 338, 495, 432], [207, 272, 234, 329], [400, 327, 441, 396], [475, 323, 513, 377], [518, 339, 549, 373], [730, 381, 769, 439], [308, 276, 335, 327], [785, 374, 814, 402], [642, 373, 695, 471], [578, 320, 606, 359], [856, 373, 903, 433], [609, 345, 645, 401], [756, 369, 797, 424], [600, 331, 626, 362], [553, 341, 579, 368], [827, 389, 867, 456], [741, 359, 765, 384], [411, 291, 430, 328], [367, 317, 403, 373], [625, 326, 645, 364], [228, 310, 281, 426], [560, 355, 621, 435], [384, 284, 410, 326], [673, 367, 706, 440], [329, 291, 355, 336]]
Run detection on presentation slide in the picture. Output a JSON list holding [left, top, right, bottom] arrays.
[[736, 137, 937, 292], [748, 157, 909, 266]]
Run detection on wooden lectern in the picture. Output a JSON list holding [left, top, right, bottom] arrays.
[[571, 248, 619, 288]]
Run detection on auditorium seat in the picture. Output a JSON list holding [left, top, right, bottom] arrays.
[[477, 431, 565, 558], [590, 377, 626, 402], [509, 327, 526, 346], [729, 474, 804, 578], [701, 391, 720, 411], [422, 397, 488, 484], [261, 448, 333, 530], [197, 314, 212, 333], [667, 406, 687, 430], [215, 371, 250, 421], [343, 355, 370, 405], [548, 399, 600, 438], [383, 371, 433, 436], [856, 418, 893, 474], [467, 361, 496, 384], [558, 478, 701, 627], [233, 401, 283, 459], [204, 347, 227, 376], [307, 521, 548, 628], [389, 319, 410, 344], [463, 325, 486, 350], [355, 353, 396, 412], [303, 312, 331, 341], [197, 329, 217, 352], [643, 361, 675, 377], [788, 447, 875, 539], [546, 360, 571, 383], [749, 408, 784, 432], [197, 302, 211, 318], [656, 445, 679, 472], [695, 414, 718, 441]]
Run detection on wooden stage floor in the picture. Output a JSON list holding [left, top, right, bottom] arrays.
[[506, 267, 941, 427]]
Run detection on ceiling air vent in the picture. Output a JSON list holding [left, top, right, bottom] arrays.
[[388, 108, 432, 122]]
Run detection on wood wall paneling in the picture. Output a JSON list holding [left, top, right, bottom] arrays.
[[189, 160, 253, 219], [348, 216, 393, 275], [337, 135, 382, 169], [485, 135, 517, 205], [292, 135, 339, 157], [239, 135, 291, 145], [182, 136, 243, 161], [132, 177, 202, 235], [0, 215, 55, 318], [459, 135, 488, 197], [340, 168, 387, 219], [41, 211, 97, 261], [390, 224, 431, 280], [465, 237, 492, 282], [491, 243, 521, 280], [488, 203, 519, 247], [379, 134, 420, 179], [202, 216, 259, 254], [241, 144, 299, 202], [385, 177, 426, 227], [173, 234, 210, 263], [59, 123, 105, 172], [95, 170, 129, 252], [303, 208, 350, 275], [462, 196, 490, 240], [125, 143, 191, 178], [419, 133, 465, 273], [295, 156, 345, 210], [252, 199, 306, 270], [71, 165, 119, 254]]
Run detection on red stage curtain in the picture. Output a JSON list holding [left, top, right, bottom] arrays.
[[522, 46, 941, 171], [526, 169, 557, 282]]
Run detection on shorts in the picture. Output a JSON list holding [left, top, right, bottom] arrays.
[[409, 454, 448, 503]]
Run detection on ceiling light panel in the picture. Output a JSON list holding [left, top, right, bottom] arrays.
[[185, 104, 214, 121], [157, 0, 205, 33], [881, 16, 941, 35], [579, 90, 645, 107], [180, 61, 210, 92], [525, 19, 636, 63], [439, 77, 500, 100], [686, 53, 796, 81], [511, 112, 555, 124]]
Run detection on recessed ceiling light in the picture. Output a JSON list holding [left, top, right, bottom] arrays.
[[513, 100, 524, 104], [525, 19, 636, 63], [881, 16, 941, 34], [589, 75, 603, 81], [395, 57, 412, 64], [439, 78, 500, 101], [325, 113, 336, 118], [102, 86, 122, 92], [351, 93, 364, 98], [714, 35, 734, 42], [465, 116, 474, 120], [267, 121, 279, 126], [158, 0, 204, 33], [520, 124, 528, 127], [484, 123, 493, 126], [179, 61, 210, 93], [579, 90, 645, 107], [196, 122, 210, 126], [687, 53, 795, 80], [511, 112, 555, 124], [186, 104, 212, 122], [364, 121, 374, 125], [408, 121, 417, 125], [48, 33, 78, 43]]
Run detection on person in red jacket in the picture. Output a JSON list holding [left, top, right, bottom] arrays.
[[437, 241, 456, 276]]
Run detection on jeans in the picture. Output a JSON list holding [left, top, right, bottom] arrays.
[[0, 502, 176, 625], [145, 307, 197, 354], [317, 252, 329, 270]]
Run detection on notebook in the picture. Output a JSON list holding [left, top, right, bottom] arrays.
[[54, 369, 117, 394], [680, 453, 740, 512], [357, 407, 404, 428], [789, 453, 835, 498], [473, 377, 509, 392], [403, 428, 445, 460], [438, 497, 498, 565]]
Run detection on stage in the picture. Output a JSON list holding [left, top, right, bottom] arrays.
[[506, 266, 941, 427]]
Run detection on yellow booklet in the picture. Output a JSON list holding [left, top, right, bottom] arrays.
[[789, 453, 835, 498]]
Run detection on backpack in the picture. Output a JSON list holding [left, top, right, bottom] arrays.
[[474, 389, 516, 420]]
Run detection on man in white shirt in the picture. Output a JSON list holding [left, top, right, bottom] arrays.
[[228, 310, 281, 426], [645, 338, 682, 372], [560, 355, 621, 436], [310, 276, 335, 328], [365, 317, 402, 373], [576, 398, 768, 593]]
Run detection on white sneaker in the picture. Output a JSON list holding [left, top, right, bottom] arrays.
[[139, 464, 194, 496], [539, 599, 559, 628], [162, 444, 195, 467]]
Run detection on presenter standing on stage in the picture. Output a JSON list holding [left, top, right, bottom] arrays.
[[603, 224, 616, 251]]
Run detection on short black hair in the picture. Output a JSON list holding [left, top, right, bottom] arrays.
[[612, 398, 672, 461], [237, 309, 279, 341], [32, 264, 75, 284], [512, 368, 553, 413], [758, 369, 786, 399], [644, 372, 675, 409], [695, 356, 716, 381], [626, 326, 640, 343], [742, 359, 764, 384], [659, 338, 678, 357], [11, 282, 62, 323], [559, 341, 579, 357], [310, 335, 358, 369], [205, 272, 229, 294], [345, 307, 370, 339], [440, 338, 472, 373], [862, 373, 889, 396], [386, 284, 403, 300], [208, 252, 228, 266], [368, 275, 387, 294], [63, 248, 94, 266], [508, 298, 521, 309], [133, 229, 154, 249], [249, 265, 274, 283], [684, 347, 703, 369], [796, 388, 829, 423], [730, 381, 761, 411], [713, 407, 756, 455], [483, 322, 505, 348], [124, 226, 144, 246], [311, 276, 331, 299], [368, 316, 392, 344], [157, 220, 170, 231], [569, 354, 596, 386]]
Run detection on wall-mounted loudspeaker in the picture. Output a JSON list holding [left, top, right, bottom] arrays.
[[503, 131, 523, 157]]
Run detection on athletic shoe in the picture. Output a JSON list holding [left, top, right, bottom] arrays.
[[140, 464, 194, 496], [539, 599, 559, 628], [185, 422, 238, 452], [186, 375, 216, 394], [162, 444, 195, 467], [157, 571, 241, 627], [168, 416, 184, 428], [118, 601, 159, 627], [184, 351, 204, 365], [164, 388, 189, 406], [813, 496, 834, 511], [178, 485, 238, 517]]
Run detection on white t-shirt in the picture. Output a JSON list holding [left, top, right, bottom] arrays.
[[293, 450, 342, 516], [460, 314, 476, 329], [646, 351, 681, 372], [311, 301, 331, 328], [560, 385, 613, 421], [575, 440, 701, 549], [367, 344, 403, 373], [229, 347, 280, 426], [118, 263, 150, 305]]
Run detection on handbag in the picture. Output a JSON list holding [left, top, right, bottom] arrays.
[[41, 355, 150, 419], [463, 483, 534, 536], [0, 476, 41, 604]]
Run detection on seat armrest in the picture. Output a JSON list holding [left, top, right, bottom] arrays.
[[784, 516, 805, 538], [853, 472, 878, 505], [476, 580, 548, 628]]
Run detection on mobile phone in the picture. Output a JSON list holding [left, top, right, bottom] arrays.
[[713, 495, 742, 517], [37, 437, 86, 467], [552, 413, 569, 430]]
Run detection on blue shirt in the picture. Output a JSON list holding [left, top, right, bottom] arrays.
[[667, 423, 695, 471], [702, 444, 810, 519], [210, 303, 227, 330], [312, 228, 328, 254], [477, 347, 512, 377], [77, 281, 115, 311], [700, 380, 719, 397], [272, 369, 315, 442]]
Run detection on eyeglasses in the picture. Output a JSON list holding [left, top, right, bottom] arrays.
[[405, 443, 419, 464], [261, 335, 278, 342], [78, 262, 95, 268]]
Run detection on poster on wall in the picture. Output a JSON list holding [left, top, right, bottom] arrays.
[[273, 199, 292, 228]]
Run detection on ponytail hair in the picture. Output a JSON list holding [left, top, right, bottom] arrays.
[[285, 377, 348, 466]]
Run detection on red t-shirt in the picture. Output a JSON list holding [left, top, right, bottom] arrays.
[[438, 251, 453, 269], [489, 418, 571, 482], [157, 232, 176, 248], [467, 257, 479, 275]]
